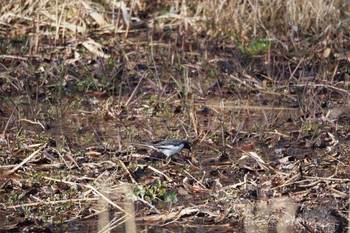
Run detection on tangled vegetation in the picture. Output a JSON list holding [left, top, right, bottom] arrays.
[[1, 0, 350, 232]]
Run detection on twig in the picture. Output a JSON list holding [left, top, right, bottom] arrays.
[[124, 74, 145, 106], [3, 144, 46, 176], [0, 55, 29, 60], [183, 170, 207, 189], [6, 198, 99, 209], [17, 118, 46, 130], [147, 165, 173, 182], [118, 158, 137, 184], [86, 184, 129, 215], [2, 105, 17, 135]]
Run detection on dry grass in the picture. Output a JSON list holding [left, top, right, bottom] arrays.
[[0, 0, 349, 52], [1, 0, 350, 232], [204, 0, 349, 37]]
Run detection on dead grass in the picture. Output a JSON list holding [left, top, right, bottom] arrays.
[[0, 0, 349, 52], [1, 0, 350, 232]]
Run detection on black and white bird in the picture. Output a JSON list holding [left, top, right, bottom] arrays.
[[130, 139, 192, 157]]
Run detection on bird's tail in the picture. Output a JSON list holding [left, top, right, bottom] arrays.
[[129, 142, 154, 148]]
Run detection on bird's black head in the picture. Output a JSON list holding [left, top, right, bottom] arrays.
[[183, 141, 192, 151]]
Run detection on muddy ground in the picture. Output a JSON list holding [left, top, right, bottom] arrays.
[[1, 1, 350, 233]]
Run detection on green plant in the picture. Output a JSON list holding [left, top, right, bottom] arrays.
[[237, 39, 270, 56], [134, 179, 168, 202], [164, 190, 178, 204]]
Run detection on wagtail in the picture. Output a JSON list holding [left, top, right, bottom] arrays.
[[130, 139, 192, 157]]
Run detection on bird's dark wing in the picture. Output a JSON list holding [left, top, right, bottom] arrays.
[[152, 139, 186, 146]]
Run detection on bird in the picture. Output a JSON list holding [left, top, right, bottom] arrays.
[[130, 139, 192, 157]]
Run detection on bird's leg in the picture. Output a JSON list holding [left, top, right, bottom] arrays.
[[165, 156, 172, 165]]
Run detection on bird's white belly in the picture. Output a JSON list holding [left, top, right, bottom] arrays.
[[158, 144, 184, 156]]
